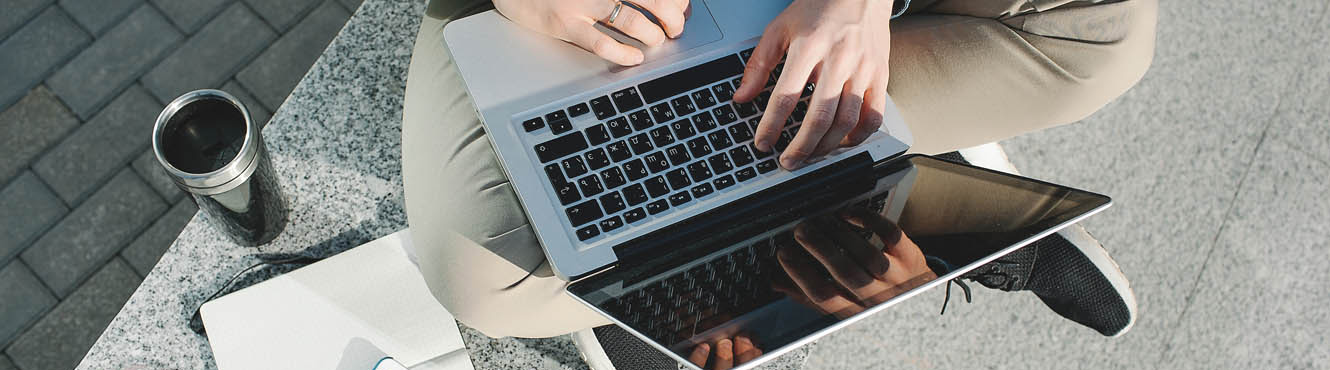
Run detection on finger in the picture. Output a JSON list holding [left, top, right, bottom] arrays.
[[843, 209, 924, 268], [688, 343, 710, 366], [841, 77, 887, 146], [735, 336, 760, 363], [776, 245, 841, 305], [821, 217, 890, 279], [783, 55, 858, 168], [630, 0, 686, 38], [714, 339, 734, 370], [812, 77, 868, 156], [754, 46, 818, 152], [734, 26, 785, 102], [606, 5, 667, 46], [567, 23, 644, 65], [795, 221, 877, 291]]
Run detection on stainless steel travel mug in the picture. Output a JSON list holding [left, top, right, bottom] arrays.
[[152, 89, 288, 247]]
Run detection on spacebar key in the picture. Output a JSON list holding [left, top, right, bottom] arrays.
[[534, 132, 589, 163], [639, 55, 744, 104]]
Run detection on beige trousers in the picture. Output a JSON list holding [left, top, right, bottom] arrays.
[[403, 0, 1156, 338]]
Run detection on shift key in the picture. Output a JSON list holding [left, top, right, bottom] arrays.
[[535, 132, 589, 163]]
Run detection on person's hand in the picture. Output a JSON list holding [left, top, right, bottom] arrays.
[[493, 0, 690, 66], [687, 335, 762, 370], [733, 0, 893, 170], [773, 210, 935, 319]]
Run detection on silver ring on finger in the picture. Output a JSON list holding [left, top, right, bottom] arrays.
[[605, 1, 625, 24]]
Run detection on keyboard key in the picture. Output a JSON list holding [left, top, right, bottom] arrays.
[[755, 91, 771, 109], [591, 96, 616, 119], [707, 153, 733, 174], [692, 111, 717, 132], [607, 117, 632, 137], [628, 110, 654, 130], [728, 124, 754, 143], [691, 89, 718, 109], [713, 174, 736, 190], [644, 152, 670, 173], [623, 184, 649, 205], [666, 168, 692, 190], [757, 160, 778, 173], [646, 199, 670, 214], [751, 142, 774, 158], [612, 87, 645, 112], [712, 83, 735, 102], [577, 225, 600, 240], [562, 156, 588, 178], [669, 192, 692, 206], [671, 96, 696, 116], [747, 117, 761, 132], [735, 167, 756, 181], [607, 141, 632, 162], [549, 119, 573, 134], [649, 103, 675, 123], [686, 137, 713, 158], [544, 163, 564, 184], [578, 175, 604, 195], [600, 192, 626, 214], [645, 176, 670, 197], [586, 124, 611, 145], [522, 117, 544, 132], [568, 103, 590, 117], [567, 200, 603, 226], [534, 132, 588, 163], [739, 48, 755, 62], [585, 148, 611, 170], [670, 119, 697, 139], [601, 167, 627, 189], [793, 101, 808, 121], [775, 131, 793, 151], [600, 216, 625, 232], [545, 110, 568, 123], [628, 134, 654, 155], [666, 144, 692, 166], [707, 130, 733, 149], [623, 159, 649, 181], [639, 55, 744, 103], [802, 83, 816, 98], [731, 77, 743, 90], [554, 181, 580, 205], [649, 127, 675, 147], [624, 208, 646, 223], [735, 101, 759, 118], [691, 183, 714, 198], [687, 161, 713, 182], [728, 145, 755, 166], [714, 105, 738, 126]]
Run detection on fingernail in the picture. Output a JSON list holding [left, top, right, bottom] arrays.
[[754, 139, 769, 151], [718, 339, 732, 350], [780, 156, 802, 170]]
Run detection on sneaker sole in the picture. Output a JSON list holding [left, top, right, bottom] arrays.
[[573, 327, 617, 370]]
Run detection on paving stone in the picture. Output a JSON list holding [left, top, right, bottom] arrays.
[[0, 0, 51, 41], [244, 0, 322, 32], [46, 5, 180, 119], [143, 2, 277, 104], [5, 258, 140, 370], [20, 169, 164, 297], [0, 7, 90, 110], [0, 85, 79, 183], [339, 0, 363, 13], [0, 172, 68, 265], [149, 0, 232, 33], [237, 0, 349, 109], [33, 85, 162, 205], [0, 354, 14, 370], [222, 79, 272, 125], [58, 0, 142, 35], [120, 199, 196, 277], [130, 149, 184, 203], [0, 261, 57, 349]]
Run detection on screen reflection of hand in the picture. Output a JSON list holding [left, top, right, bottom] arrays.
[[773, 208, 937, 319], [688, 335, 762, 370]]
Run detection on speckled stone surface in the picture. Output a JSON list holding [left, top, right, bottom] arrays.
[[74, 1, 810, 369]]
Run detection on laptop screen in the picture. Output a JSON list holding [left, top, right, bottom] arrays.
[[568, 154, 1111, 369]]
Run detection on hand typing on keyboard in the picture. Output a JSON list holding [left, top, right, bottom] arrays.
[[733, 0, 895, 170], [493, 0, 689, 66], [773, 209, 936, 319]]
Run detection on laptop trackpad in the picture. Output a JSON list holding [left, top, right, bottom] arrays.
[[596, 0, 723, 67]]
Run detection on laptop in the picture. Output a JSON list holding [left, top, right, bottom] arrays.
[[442, 3, 1111, 369]]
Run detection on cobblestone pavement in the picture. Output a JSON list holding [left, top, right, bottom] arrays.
[[0, 0, 361, 368]]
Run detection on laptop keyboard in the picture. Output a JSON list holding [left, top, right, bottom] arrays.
[[526, 49, 814, 243]]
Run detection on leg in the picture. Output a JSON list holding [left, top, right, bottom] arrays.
[[402, 13, 609, 338], [889, 0, 1158, 154]]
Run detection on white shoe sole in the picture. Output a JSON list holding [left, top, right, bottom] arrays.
[[573, 327, 617, 370]]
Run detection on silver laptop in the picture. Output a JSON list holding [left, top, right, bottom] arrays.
[[442, 0, 912, 280]]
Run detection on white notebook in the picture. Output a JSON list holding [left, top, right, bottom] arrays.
[[201, 230, 474, 370]]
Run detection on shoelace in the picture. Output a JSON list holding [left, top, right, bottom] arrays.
[[939, 279, 972, 315]]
